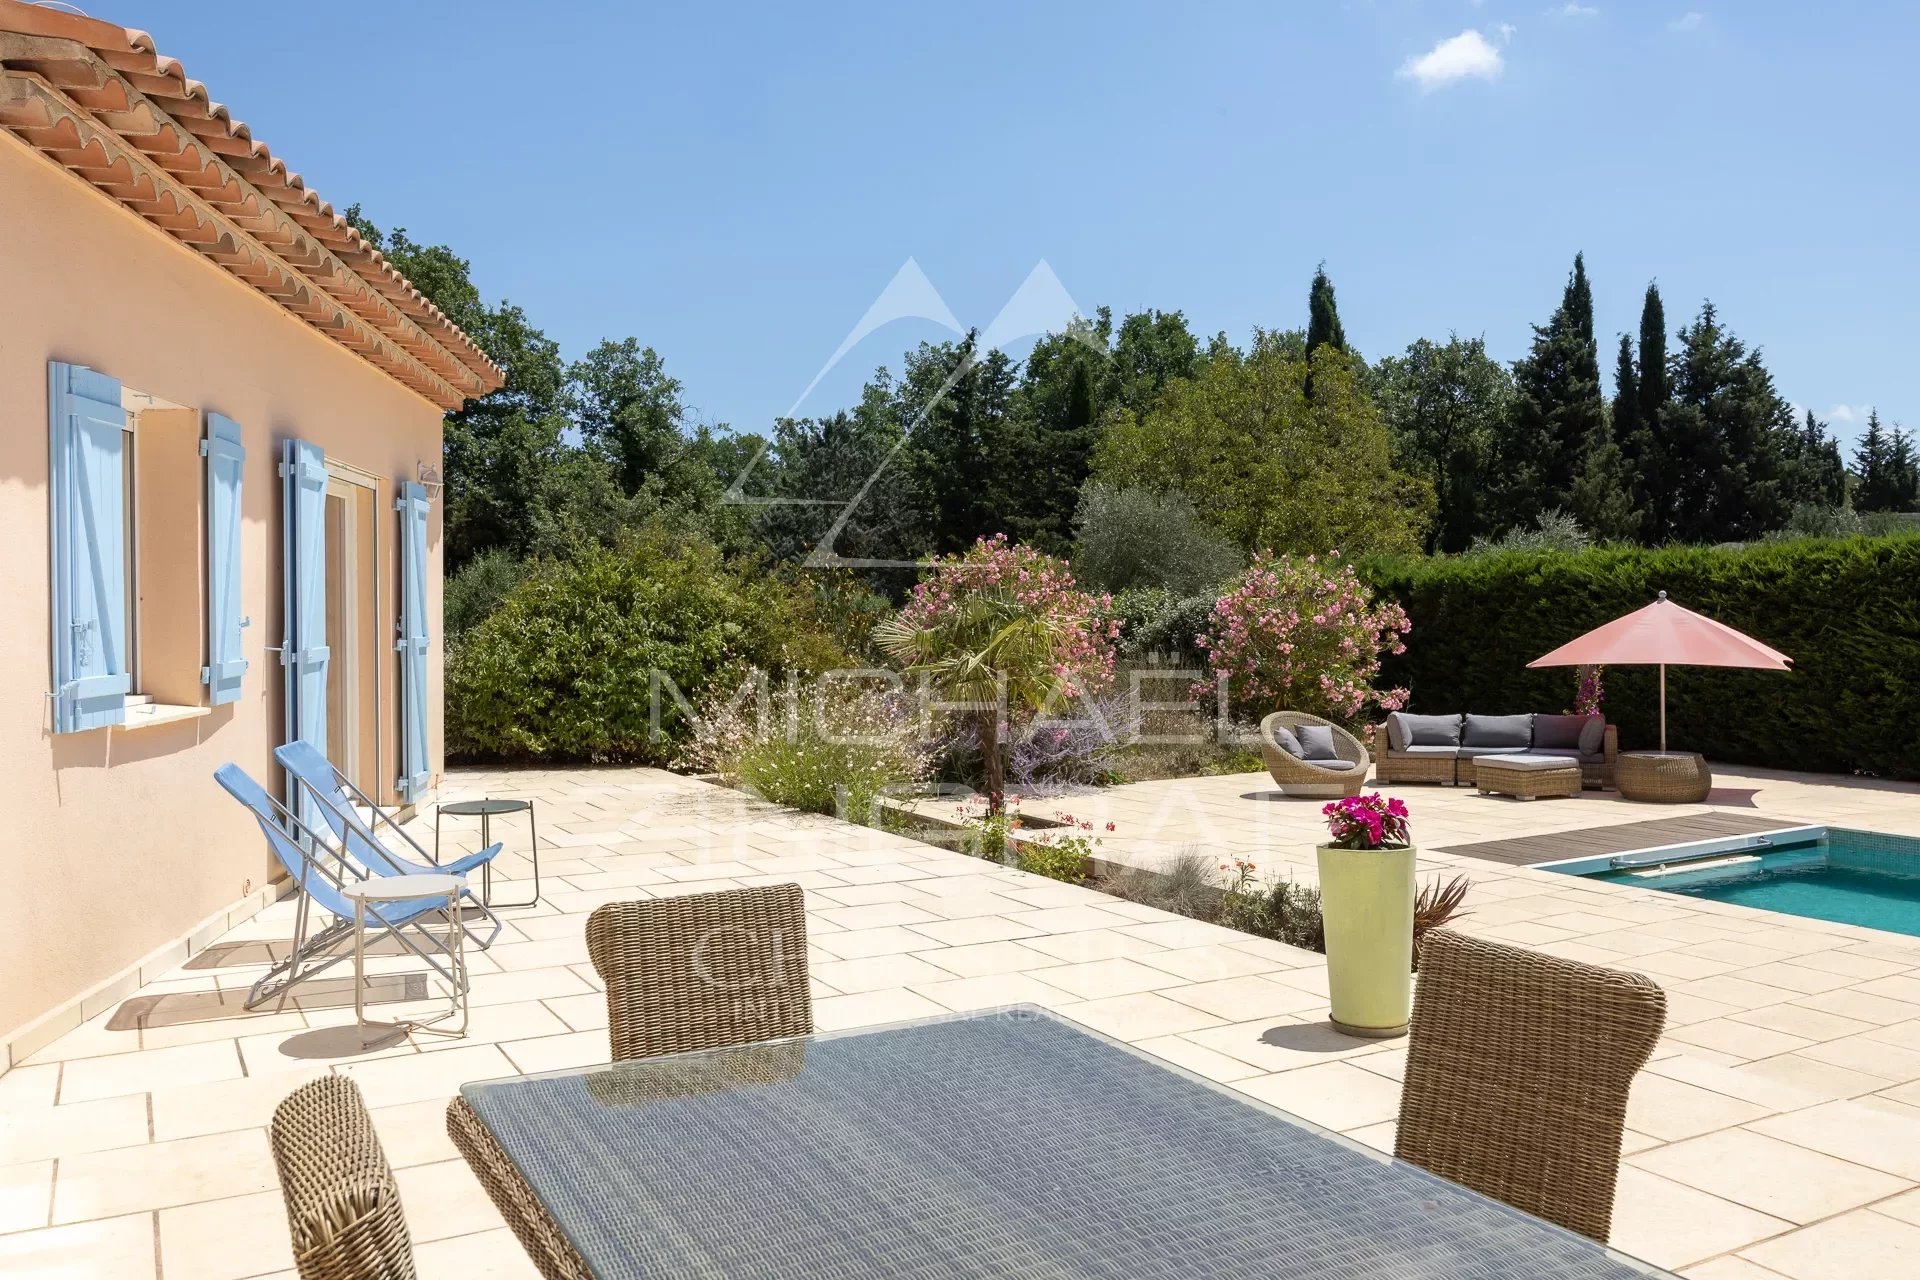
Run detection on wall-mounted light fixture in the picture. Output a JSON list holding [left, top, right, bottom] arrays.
[[417, 461, 445, 500]]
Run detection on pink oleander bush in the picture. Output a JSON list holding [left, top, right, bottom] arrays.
[[1198, 549, 1411, 723], [1322, 792, 1412, 850], [898, 534, 1121, 700]]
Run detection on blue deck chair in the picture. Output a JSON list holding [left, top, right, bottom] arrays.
[[274, 740, 502, 950], [215, 763, 471, 1011]]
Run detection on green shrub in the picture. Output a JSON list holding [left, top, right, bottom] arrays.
[[1110, 586, 1218, 666], [1364, 536, 1920, 779], [1071, 481, 1242, 594], [445, 549, 528, 638], [1015, 836, 1094, 884], [684, 682, 932, 821], [446, 525, 848, 763]]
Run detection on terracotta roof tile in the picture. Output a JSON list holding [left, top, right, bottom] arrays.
[[0, 0, 503, 407]]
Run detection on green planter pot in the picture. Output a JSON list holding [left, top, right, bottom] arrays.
[[1315, 842, 1415, 1039]]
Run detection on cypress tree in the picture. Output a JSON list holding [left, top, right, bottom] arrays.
[[1495, 252, 1607, 530], [1625, 283, 1672, 541], [1306, 263, 1347, 360], [1853, 410, 1892, 511], [1663, 301, 1797, 542]]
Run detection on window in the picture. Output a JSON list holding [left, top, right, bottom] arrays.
[[48, 362, 243, 733]]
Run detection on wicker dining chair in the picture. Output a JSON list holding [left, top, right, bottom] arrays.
[[269, 1077, 417, 1280], [586, 882, 814, 1061], [447, 883, 815, 1279], [1394, 928, 1667, 1243]]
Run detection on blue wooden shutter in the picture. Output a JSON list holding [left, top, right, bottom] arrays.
[[395, 481, 431, 802], [201, 414, 248, 705], [280, 440, 329, 776], [48, 362, 130, 734]]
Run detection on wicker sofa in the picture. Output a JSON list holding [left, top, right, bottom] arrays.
[[1372, 712, 1618, 790]]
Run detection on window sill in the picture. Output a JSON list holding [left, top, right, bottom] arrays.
[[112, 703, 212, 731]]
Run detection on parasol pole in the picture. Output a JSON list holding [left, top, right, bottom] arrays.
[[1659, 663, 1667, 753]]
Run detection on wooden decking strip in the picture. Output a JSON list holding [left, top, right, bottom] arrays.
[[1434, 812, 1811, 867]]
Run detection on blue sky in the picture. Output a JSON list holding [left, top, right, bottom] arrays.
[[133, 0, 1914, 448]]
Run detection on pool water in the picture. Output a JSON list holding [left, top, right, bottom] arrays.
[[1582, 829, 1920, 939]]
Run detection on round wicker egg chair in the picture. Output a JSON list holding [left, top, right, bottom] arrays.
[[1258, 710, 1371, 799]]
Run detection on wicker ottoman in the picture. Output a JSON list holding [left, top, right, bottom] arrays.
[[1615, 751, 1712, 804], [1473, 754, 1582, 801]]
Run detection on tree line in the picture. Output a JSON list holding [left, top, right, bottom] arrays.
[[348, 207, 1914, 585]]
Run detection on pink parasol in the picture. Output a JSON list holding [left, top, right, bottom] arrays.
[[1527, 591, 1791, 752]]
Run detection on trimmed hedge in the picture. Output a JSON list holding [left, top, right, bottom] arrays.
[[1363, 537, 1920, 780]]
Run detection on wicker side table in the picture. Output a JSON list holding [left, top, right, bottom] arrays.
[[1615, 751, 1712, 804]]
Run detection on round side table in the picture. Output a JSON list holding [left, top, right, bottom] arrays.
[[1615, 751, 1712, 804], [436, 797, 540, 907], [341, 874, 469, 1048]]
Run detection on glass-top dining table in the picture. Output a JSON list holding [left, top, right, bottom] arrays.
[[458, 1006, 1675, 1278]]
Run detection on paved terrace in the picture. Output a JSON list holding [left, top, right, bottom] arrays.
[[4, 764, 1920, 1279]]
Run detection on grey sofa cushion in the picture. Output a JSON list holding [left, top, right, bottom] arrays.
[[1463, 713, 1534, 748], [1532, 713, 1591, 749], [1296, 725, 1339, 761], [1398, 713, 1463, 748], [1522, 747, 1600, 763], [1580, 716, 1606, 756], [1306, 758, 1359, 772], [1272, 724, 1303, 757], [1455, 745, 1522, 758], [1397, 745, 1469, 757]]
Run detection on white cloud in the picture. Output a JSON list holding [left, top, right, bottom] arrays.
[[1398, 30, 1506, 90], [1827, 404, 1862, 423], [1552, 3, 1599, 16], [1669, 11, 1704, 32]]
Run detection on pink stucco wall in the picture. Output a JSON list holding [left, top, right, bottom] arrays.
[[0, 132, 448, 1043]]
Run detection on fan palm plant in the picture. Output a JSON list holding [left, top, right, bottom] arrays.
[[874, 589, 1069, 813]]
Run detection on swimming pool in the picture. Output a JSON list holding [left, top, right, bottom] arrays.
[[1550, 827, 1920, 939]]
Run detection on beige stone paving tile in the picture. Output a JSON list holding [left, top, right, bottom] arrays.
[[813, 925, 948, 960], [59, 1039, 244, 1104], [334, 1043, 520, 1109], [1680, 940, 1803, 968], [54, 1126, 276, 1224], [367, 1099, 462, 1170], [1667, 1018, 1816, 1062], [1876, 1186, 1920, 1227], [0, 1063, 59, 1110], [1233, 1060, 1402, 1130], [1744, 927, 1863, 957], [1136, 943, 1292, 983], [159, 1187, 292, 1280], [0, 1091, 148, 1165], [1735, 962, 1863, 996], [150, 1067, 332, 1143], [1051, 991, 1226, 1041], [1350, 1045, 1407, 1082], [415, 1226, 545, 1279], [1797, 1035, 1920, 1082], [1028, 957, 1185, 1000], [739, 870, 846, 890], [1785, 951, 1913, 981], [814, 901, 942, 931], [1734, 1054, 1900, 1103], [905, 916, 1044, 947], [1739, 1209, 1920, 1280], [0, 1158, 52, 1233], [1673, 975, 1805, 1011], [477, 936, 593, 972], [0, 1212, 156, 1277], [812, 988, 946, 1032], [1795, 989, 1920, 1026], [540, 991, 608, 1033], [19, 1008, 146, 1065], [1130, 1032, 1264, 1082], [1266, 966, 1333, 999], [811, 881, 937, 908], [1864, 1019, 1920, 1054], [1182, 1018, 1390, 1075], [908, 892, 1040, 921], [647, 877, 748, 899], [393, 1158, 503, 1244], [1609, 1166, 1795, 1272], [1634, 949, 1746, 982], [813, 953, 954, 995], [910, 940, 1054, 979], [1157, 974, 1325, 1022], [1731, 1003, 1879, 1043], [1001, 905, 1142, 935], [1016, 928, 1164, 964], [1683, 1254, 1796, 1279], [1116, 917, 1256, 950], [1629, 1128, 1908, 1225], [912, 972, 1079, 1013], [828, 863, 939, 886], [496, 1030, 608, 1076], [1627, 1072, 1774, 1141], [1095, 899, 1184, 923], [1750, 1099, 1920, 1179], [235, 1024, 416, 1078]]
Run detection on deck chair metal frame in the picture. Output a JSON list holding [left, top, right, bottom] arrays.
[[275, 740, 502, 951], [215, 763, 475, 1013]]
